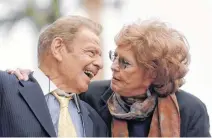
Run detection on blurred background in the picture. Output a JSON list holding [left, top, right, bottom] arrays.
[[0, 0, 211, 133]]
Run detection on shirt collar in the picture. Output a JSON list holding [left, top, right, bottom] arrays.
[[33, 67, 57, 96]]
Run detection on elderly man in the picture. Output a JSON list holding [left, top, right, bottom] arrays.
[[0, 16, 108, 137]]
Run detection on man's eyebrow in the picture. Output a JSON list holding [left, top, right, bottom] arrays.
[[88, 37, 100, 45], [85, 46, 102, 56], [93, 39, 100, 45]]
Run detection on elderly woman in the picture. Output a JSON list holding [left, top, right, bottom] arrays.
[[81, 20, 210, 137], [10, 20, 210, 137]]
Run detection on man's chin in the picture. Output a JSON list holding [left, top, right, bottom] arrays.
[[78, 84, 89, 93], [64, 85, 88, 94]]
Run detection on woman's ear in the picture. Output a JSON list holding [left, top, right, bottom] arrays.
[[143, 70, 156, 87]]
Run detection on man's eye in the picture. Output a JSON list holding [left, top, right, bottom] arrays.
[[87, 51, 95, 57]]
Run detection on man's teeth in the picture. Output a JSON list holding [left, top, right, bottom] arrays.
[[84, 70, 94, 78]]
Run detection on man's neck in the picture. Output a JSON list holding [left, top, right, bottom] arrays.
[[38, 64, 74, 93]]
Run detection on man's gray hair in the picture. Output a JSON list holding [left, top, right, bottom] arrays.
[[37, 15, 102, 64]]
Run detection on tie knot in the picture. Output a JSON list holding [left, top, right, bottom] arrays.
[[52, 90, 72, 108], [58, 97, 70, 108]]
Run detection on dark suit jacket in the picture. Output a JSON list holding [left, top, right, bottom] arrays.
[[0, 71, 108, 137], [80, 80, 211, 137]]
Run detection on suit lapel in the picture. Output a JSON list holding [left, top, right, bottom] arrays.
[[99, 86, 113, 133], [18, 80, 56, 137], [99, 86, 113, 112], [79, 100, 94, 137]]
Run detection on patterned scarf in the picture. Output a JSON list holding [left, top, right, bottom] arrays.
[[108, 91, 180, 137]]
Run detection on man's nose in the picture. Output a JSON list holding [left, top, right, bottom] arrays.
[[93, 55, 103, 70]]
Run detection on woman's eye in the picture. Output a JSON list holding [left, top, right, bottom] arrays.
[[122, 59, 130, 65], [124, 60, 128, 64], [114, 52, 118, 58], [119, 58, 130, 69]]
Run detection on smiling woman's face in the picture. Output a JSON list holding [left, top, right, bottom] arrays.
[[110, 46, 153, 97]]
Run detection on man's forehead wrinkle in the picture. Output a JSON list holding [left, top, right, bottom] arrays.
[[81, 35, 100, 45]]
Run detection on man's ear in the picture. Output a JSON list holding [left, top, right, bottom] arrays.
[[50, 37, 65, 61]]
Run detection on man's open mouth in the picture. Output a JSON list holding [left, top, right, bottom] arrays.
[[84, 70, 95, 79]]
